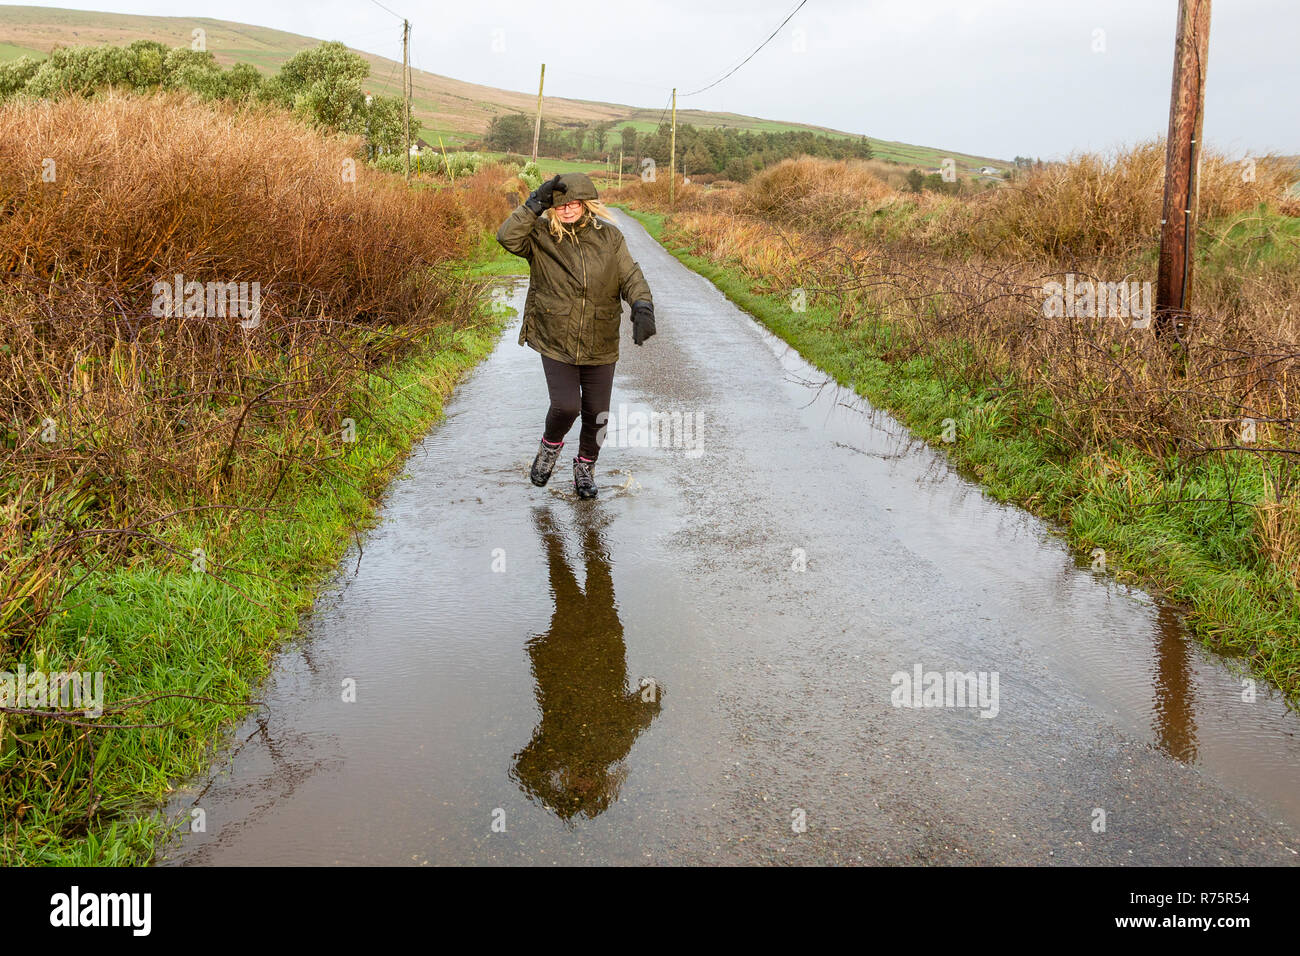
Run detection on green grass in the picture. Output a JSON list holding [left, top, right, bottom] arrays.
[[455, 229, 529, 278], [535, 157, 616, 176], [618, 203, 1300, 706], [1, 249, 511, 865], [1197, 204, 1300, 276], [0, 41, 45, 63]]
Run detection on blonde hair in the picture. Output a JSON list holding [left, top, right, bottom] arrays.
[[544, 199, 616, 243]]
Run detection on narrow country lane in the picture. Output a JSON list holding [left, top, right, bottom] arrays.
[[159, 210, 1300, 866]]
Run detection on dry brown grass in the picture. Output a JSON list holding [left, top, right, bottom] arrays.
[[0, 92, 495, 654], [1258, 470, 1300, 587], [653, 142, 1300, 493], [964, 142, 1296, 260], [672, 198, 1298, 449], [454, 162, 527, 227], [601, 171, 705, 212], [738, 156, 892, 229], [665, 191, 1300, 614]]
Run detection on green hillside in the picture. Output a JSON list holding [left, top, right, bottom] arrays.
[[0, 5, 1011, 171]]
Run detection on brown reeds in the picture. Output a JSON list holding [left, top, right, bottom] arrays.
[[651, 146, 1300, 586], [0, 91, 495, 656]]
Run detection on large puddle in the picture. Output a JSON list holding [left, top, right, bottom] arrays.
[[158, 212, 1300, 865], [754, 324, 1300, 824]]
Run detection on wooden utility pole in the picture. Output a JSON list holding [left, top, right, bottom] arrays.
[[1155, 0, 1211, 334], [531, 63, 545, 165], [402, 19, 411, 183], [669, 87, 677, 205], [618, 147, 623, 189]]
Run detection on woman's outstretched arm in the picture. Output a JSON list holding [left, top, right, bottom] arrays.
[[496, 203, 538, 259]]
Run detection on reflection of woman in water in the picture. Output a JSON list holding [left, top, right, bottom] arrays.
[[511, 508, 662, 820]]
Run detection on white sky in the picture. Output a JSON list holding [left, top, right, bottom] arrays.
[[4, 0, 1297, 160]]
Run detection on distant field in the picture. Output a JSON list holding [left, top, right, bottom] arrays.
[[469, 151, 612, 176], [0, 4, 1012, 173]]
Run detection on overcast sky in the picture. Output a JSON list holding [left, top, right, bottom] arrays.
[[6, 0, 1298, 160]]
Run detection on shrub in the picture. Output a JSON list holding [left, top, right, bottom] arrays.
[[740, 156, 892, 228], [0, 91, 482, 655], [968, 142, 1297, 259], [518, 160, 542, 191]]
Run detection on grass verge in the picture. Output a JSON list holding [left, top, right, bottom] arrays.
[[2, 303, 510, 866]]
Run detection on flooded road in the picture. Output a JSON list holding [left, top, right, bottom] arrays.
[[160, 211, 1300, 865]]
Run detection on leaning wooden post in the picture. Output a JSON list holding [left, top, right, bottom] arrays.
[[1155, 0, 1212, 336]]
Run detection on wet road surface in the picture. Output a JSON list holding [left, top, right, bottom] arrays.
[[159, 211, 1300, 865]]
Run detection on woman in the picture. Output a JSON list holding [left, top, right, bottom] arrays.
[[496, 173, 655, 499]]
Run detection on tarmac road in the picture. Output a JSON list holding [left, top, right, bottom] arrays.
[[159, 209, 1300, 866]]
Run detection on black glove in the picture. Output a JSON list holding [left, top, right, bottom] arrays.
[[631, 300, 656, 346], [525, 175, 566, 214]]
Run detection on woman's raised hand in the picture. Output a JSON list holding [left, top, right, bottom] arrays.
[[526, 175, 567, 214]]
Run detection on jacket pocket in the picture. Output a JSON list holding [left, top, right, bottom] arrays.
[[591, 304, 621, 357], [532, 290, 571, 314], [531, 302, 573, 356]]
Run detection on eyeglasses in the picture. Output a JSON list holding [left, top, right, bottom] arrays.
[[555, 200, 583, 211]]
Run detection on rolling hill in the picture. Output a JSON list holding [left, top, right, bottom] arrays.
[[0, 5, 1012, 172]]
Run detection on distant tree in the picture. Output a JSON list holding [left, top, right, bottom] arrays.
[[162, 48, 224, 99], [700, 128, 726, 168], [591, 120, 614, 152], [365, 94, 418, 155], [619, 124, 638, 157], [123, 40, 167, 90], [484, 113, 534, 153], [24, 45, 134, 97], [640, 129, 669, 168], [724, 156, 750, 182], [922, 172, 961, 195], [683, 141, 715, 177], [905, 168, 925, 193], [268, 41, 369, 131], [223, 62, 263, 100]]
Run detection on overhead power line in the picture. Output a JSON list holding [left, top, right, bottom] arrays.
[[653, 90, 674, 130], [365, 0, 406, 22], [681, 0, 809, 97]]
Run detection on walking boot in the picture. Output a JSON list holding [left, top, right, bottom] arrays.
[[530, 438, 563, 487], [573, 456, 598, 499]]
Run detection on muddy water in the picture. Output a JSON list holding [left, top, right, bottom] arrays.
[[159, 211, 1300, 865]]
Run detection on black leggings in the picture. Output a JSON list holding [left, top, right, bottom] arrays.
[[541, 355, 616, 461]]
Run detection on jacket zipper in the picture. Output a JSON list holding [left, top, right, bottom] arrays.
[[577, 234, 588, 362]]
